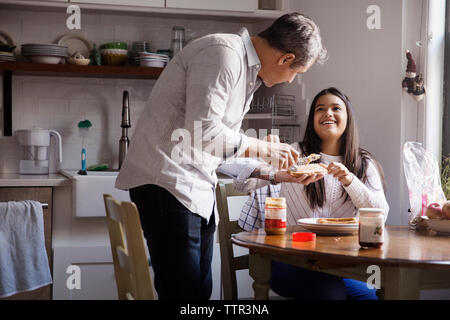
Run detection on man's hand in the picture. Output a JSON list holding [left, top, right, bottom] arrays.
[[262, 134, 280, 143], [259, 135, 299, 170], [274, 170, 324, 185], [240, 135, 299, 170]]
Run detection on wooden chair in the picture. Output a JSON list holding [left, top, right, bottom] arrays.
[[215, 181, 250, 300], [103, 194, 155, 300]]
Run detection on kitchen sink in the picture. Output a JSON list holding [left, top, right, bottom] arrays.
[[60, 169, 131, 217]]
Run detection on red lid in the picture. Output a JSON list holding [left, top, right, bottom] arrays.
[[292, 232, 316, 242]]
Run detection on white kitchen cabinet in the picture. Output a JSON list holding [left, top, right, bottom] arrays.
[[69, 0, 164, 7], [0, 0, 68, 4], [166, 0, 258, 12], [53, 246, 118, 300], [13, 0, 67, 2], [0, 0, 287, 19]]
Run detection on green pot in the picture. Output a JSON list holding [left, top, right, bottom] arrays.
[[100, 42, 127, 50]]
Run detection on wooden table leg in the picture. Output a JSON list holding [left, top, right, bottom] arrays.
[[249, 252, 271, 300], [383, 267, 420, 300]]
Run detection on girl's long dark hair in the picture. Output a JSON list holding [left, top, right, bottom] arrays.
[[300, 87, 386, 209]]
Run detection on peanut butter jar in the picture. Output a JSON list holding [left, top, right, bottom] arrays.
[[265, 197, 287, 235]]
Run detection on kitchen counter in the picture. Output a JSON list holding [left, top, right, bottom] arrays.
[[0, 173, 69, 187]]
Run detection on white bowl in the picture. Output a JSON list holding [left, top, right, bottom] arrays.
[[100, 48, 128, 55], [67, 57, 91, 66], [28, 55, 61, 64], [427, 218, 450, 235], [140, 60, 165, 67]]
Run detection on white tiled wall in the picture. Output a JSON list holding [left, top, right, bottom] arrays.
[[0, 7, 253, 173]]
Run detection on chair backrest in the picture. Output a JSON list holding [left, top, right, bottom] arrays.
[[103, 194, 155, 300], [215, 181, 249, 300]]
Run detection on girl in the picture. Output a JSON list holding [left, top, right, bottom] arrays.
[[225, 87, 389, 300]]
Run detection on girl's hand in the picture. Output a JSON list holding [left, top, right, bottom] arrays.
[[274, 170, 324, 185], [323, 162, 353, 187]]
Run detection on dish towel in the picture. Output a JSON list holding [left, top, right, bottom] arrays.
[[0, 200, 52, 298]]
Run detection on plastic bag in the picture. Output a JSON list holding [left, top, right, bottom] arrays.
[[403, 141, 446, 227]]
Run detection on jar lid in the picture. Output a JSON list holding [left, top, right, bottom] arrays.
[[292, 232, 316, 242], [265, 197, 286, 208]]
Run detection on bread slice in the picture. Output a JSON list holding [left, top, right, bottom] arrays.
[[317, 217, 358, 224], [288, 163, 328, 177]]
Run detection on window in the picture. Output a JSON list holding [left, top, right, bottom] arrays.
[[442, 0, 450, 199], [444, 0, 450, 160]]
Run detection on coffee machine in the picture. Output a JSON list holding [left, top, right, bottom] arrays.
[[15, 128, 62, 175]]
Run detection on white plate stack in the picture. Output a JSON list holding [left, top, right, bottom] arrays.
[[21, 43, 68, 64], [0, 29, 16, 62], [0, 51, 15, 62], [129, 41, 150, 66], [137, 52, 169, 68]]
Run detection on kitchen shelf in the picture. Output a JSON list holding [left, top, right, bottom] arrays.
[[0, 61, 163, 79], [0, 62, 164, 136]]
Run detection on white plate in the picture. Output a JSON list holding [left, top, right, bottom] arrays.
[[0, 29, 14, 45], [426, 218, 450, 236], [22, 43, 67, 47], [23, 51, 67, 56], [22, 47, 67, 51], [22, 44, 68, 57], [57, 34, 92, 58], [297, 218, 359, 235], [138, 52, 168, 59], [137, 58, 169, 63]]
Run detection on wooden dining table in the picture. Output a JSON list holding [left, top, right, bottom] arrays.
[[231, 225, 450, 300]]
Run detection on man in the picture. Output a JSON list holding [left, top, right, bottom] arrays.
[[115, 12, 327, 300]]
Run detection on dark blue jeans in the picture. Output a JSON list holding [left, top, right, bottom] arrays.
[[270, 261, 378, 300], [130, 184, 216, 300]]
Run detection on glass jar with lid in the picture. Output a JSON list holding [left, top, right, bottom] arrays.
[[265, 197, 287, 235], [358, 208, 385, 248]]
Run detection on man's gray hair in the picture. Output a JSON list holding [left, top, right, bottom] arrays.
[[258, 12, 328, 68]]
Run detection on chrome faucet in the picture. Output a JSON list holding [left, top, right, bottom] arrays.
[[119, 90, 130, 169]]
